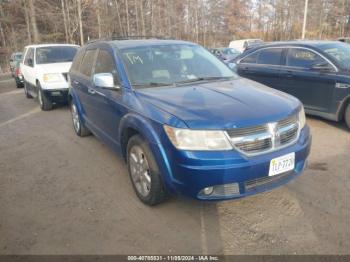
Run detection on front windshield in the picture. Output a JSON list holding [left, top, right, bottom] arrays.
[[221, 48, 239, 55], [119, 44, 237, 87], [14, 54, 22, 61], [36, 46, 78, 64], [319, 42, 350, 68]]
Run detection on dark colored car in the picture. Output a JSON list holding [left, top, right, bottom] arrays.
[[68, 38, 311, 205], [209, 47, 240, 62], [233, 41, 350, 129], [13, 61, 24, 88]]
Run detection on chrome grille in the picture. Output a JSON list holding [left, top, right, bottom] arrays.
[[226, 115, 299, 155]]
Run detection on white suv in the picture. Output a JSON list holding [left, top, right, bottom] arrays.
[[21, 44, 79, 110]]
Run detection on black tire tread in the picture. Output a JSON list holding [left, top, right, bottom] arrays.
[[38, 83, 53, 111], [345, 103, 350, 130]]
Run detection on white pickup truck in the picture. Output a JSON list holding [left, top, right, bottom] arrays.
[[20, 44, 79, 110]]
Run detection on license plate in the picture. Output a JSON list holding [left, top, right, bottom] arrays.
[[269, 152, 295, 177]]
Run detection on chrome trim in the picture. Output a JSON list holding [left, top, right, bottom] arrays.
[[225, 115, 300, 156], [237, 46, 338, 72]]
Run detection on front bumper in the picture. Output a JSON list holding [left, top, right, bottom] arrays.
[[43, 89, 69, 103], [152, 125, 311, 200]]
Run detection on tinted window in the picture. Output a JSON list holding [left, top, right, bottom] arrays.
[[24, 48, 34, 66], [286, 48, 325, 68], [120, 44, 236, 88], [241, 52, 259, 64], [36, 46, 78, 64], [71, 49, 84, 71], [79, 49, 97, 77], [318, 42, 350, 67], [94, 50, 115, 74], [257, 48, 282, 65]]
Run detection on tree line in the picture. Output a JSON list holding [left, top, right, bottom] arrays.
[[0, 0, 350, 70]]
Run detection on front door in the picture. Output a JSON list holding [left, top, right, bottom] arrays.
[[279, 48, 337, 112]]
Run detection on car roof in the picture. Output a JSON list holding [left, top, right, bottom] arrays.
[[108, 39, 196, 49], [24, 43, 80, 48], [250, 40, 339, 49]]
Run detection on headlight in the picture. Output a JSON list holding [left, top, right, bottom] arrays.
[[164, 125, 232, 151], [299, 105, 306, 128], [43, 73, 62, 83]]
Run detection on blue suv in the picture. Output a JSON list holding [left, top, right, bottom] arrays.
[[68, 38, 311, 205]]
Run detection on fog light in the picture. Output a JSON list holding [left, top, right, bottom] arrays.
[[203, 186, 214, 195]]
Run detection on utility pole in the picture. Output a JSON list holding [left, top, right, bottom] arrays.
[[302, 0, 309, 39]]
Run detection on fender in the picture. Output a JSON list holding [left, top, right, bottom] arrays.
[[69, 88, 87, 124], [118, 112, 182, 191]]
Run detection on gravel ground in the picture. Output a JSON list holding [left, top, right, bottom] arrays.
[[0, 73, 349, 255]]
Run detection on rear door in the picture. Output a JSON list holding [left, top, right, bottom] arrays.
[[74, 48, 98, 125], [237, 47, 283, 89], [279, 47, 337, 112]]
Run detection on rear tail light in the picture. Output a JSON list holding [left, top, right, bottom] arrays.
[[15, 67, 22, 77]]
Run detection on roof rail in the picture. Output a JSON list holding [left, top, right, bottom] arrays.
[[86, 35, 172, 44]]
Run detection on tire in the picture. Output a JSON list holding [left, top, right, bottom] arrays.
[[70, 100, 91, 137], [345, 103, 350, 130], [15, 79, 23, 88], [127, 135, 168, 206], [37, 82, 53, 111], [24, 81, 33, 98]]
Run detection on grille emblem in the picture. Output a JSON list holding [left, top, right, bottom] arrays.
[[268, 122, 280, 148]]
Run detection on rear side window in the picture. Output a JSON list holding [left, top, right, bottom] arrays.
[[71, 49, 84, 71], [79, 49, 97, 77], [286, 48, 326, 68], [257, 48, 282, 65]]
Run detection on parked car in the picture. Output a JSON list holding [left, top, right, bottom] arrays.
[[20, 44, 79, 110], [229, 39, 263, 53], [337, 37, 350, 44], [209, 47, 240, 62], [9, 52, 22, 77], [13, 61, 24, 88], [233, 41, 350, 129], [69, 38, 311, 205]]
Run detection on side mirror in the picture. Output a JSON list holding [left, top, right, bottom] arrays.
[[10, 59, 13, 62], [311, 62, 334, 72], [93, 73, 120, 90]]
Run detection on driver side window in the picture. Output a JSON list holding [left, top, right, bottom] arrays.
[[94, 49, 119, 84], [286, 48, 327, 69]]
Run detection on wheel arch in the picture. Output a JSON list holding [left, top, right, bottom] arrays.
[[118, 113, 162, 161], [337, 95, 350, 121]]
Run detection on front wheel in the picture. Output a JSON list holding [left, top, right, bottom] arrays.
[[127, 135, 168, 206], [345, 103, 350, 130], [37, 83, 53, 111]]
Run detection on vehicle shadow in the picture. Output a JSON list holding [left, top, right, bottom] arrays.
[[306, 115, 349, 132]]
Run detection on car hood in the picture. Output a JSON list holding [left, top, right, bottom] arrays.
[[36, 62, 72, 74], [135, 78, 301, 129]]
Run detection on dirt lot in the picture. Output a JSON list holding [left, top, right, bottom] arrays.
[[0, 73, 349, 255]]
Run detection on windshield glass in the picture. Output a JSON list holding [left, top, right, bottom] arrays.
[[220, 48, 239, 55], [14, 54, 22, 61], [36, 46, 78, 64], [119, 44, 237, 88], [319, 42, 350, 68]]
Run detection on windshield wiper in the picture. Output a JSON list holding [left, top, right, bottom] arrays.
[[133, 82, 174, 88], [175, 76, 231, 85]]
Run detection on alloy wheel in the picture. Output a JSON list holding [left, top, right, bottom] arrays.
[[71, 103, 80, 133], [129, 145, 152, 197]]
